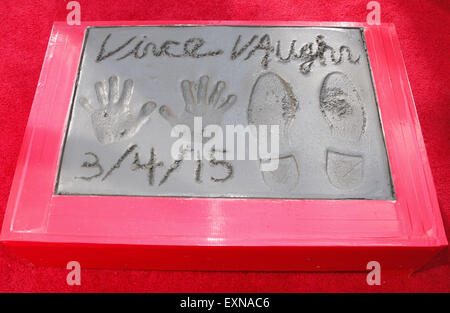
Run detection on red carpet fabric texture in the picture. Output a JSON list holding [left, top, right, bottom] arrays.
[[0, 0, 449, 292]]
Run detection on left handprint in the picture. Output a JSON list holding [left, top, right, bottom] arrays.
[[79, 75, 157, 144]]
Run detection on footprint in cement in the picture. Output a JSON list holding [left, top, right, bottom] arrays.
[[248, 72, 300, 192], [326, 150, 363, 190], [320, 71, 366, 189]]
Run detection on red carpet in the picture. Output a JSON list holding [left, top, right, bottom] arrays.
[[0, 0, 448, 292]]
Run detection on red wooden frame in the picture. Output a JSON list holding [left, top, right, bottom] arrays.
[[1, 21, 447, 271]]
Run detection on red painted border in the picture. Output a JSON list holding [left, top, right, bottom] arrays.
[[1, 21, 447, 270]]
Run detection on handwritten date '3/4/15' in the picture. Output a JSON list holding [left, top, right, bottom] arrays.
[[76, 145, 233, 186]]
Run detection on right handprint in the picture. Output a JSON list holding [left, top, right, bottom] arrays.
[[320, 71, 365, 189], [158, 75, 237, 143]]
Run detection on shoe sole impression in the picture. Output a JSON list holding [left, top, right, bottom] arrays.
[[320, 72, 366, 190], [248, 72, 300, 191]]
